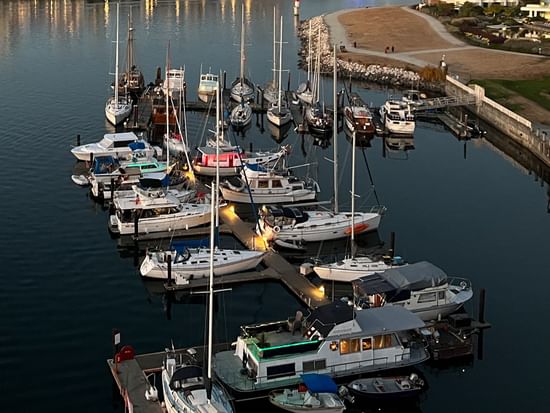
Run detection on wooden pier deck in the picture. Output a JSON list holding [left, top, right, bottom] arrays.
[[107, 358, 164, 413], [163, 205, 331, 308], [126, 95, 153, 131]]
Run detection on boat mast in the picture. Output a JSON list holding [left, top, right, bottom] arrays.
[[272, 8, 277, 87], [126, 6, 134, 78], [333, 44, 339, 214], [165, 42, 170, 170], [277, 16, 283, 112], [351, 130, 356, 256], [239, 6, 245, 87], [114, 2, 120, 111], [207, 183, 215, 403], [307, 20, 312, 83]]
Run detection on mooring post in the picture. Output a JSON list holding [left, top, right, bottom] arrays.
[[478, 288, 486, 324], [133, 104, 138, 127], [110, 177, 115, 202], [76, 134, 81, 146], [389, 231, 395, 258], [167, 254, 172, 285], [249, 142, 253, 152], [133, 211, 139, 239], [223, 71, 227, 90]]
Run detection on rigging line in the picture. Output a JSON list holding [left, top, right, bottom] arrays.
[[197, 96, 215, 146], [361, 147, 381, 206], [169, 96, 193, 177]]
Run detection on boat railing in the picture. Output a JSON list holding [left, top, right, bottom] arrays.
[[448, 277, 472, 292], [368, 205, 387, 215], [216, 351, 421, 392]]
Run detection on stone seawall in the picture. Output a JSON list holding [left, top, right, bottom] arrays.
[[445, 76, 550, 167]]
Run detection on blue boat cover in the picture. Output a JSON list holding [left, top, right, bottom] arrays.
[[246, 163, 267, 172], [301, 374, 337, 394], [171, 239, 210, 253], [128, 141, 145, 151], [92, 156, 119, 174]]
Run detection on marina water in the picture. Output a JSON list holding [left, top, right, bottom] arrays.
[[1, 1, 549, 411]]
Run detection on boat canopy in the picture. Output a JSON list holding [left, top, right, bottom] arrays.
[[171, 239, 210, 254], [139, 173, 169, 188], [306, 301, 354, 337], [354, 261, 447, 294], [301, 374, 338, 394], [169, 365, 203, 389], [264, 205, 308, 223], [353, 306, 425, 336], [93, 156, 119, 174]]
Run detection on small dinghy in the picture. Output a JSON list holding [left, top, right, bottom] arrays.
[[346, 373, 426, 401], [269, 374, 345, 413], [71, 174, 89, 186]]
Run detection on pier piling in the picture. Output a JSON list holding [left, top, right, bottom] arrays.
[[478, 287, 486, 323], [167, 254, 172, 285], [76, 134, 80, 146], [133, 212, 139, 239], [110, 178, 115, 202], [389, 231, 395, 257]]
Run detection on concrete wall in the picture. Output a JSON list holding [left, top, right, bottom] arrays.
[[445, 75, 550, 167]]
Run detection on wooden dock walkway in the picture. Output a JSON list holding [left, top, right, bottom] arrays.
[[163, 205, 331, 308], [107, 358, 164, 413]]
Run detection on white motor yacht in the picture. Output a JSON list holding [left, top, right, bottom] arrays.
[[352, 261, 474, 321], [220, 164, 319, 204], [379, 100, 415, 136], [313, 255, 406, 283], [71, 132, 157, 162]]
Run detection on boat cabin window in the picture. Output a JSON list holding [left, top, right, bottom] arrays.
[[258, 180, 269, 189], [266, 363, 295, 380], [418, 292, 437, 303], [272, 180, 283, 188], [114, 140, 135, 148], [339, 338, 361, 355], [362, 338, 372, 351], [373, 334, 396, 349], [302, 359, 326, 373], [438, 291, 445, 300]]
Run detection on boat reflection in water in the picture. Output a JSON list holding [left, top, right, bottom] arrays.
[[344, 127, 375, 148], [268, 119, 293, 144]]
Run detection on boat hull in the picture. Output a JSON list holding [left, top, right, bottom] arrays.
[[260, 212, 381, 243], [220, 186, 316, 204], [140, 251, 265, 280], [109, 209, 211, 236]]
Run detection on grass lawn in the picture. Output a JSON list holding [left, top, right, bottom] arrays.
[[471, 78, 550, 112]]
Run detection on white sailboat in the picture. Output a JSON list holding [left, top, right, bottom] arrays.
[[230, 6, 254, 103], [105, 2, 132, 126], [263, 8, 278, 105], [304, 27, 332, 135], [296, 20, 314, 105], [258, 46, 382, 245], [161, 188, 234, 413], [267, 16, 292, 127]]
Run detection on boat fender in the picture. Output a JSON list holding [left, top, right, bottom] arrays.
[[273, 225, 280, 233]]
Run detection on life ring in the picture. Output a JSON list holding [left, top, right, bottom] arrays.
[[273, 225, 281, 233], [459, 280, 468, 290]]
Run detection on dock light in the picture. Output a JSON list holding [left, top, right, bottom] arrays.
[[330, 341, 338, 351], [229, 204, 236, 214], [319, 285, 325, 295]]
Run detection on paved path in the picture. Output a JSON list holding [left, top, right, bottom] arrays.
[[324, 6, 547, 68]]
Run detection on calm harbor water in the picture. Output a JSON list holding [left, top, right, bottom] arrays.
[[1, 1, 550, 412]]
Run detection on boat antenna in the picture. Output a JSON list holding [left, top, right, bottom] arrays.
[[351, 129, 357, 258], [114, 2, 120, 112]]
